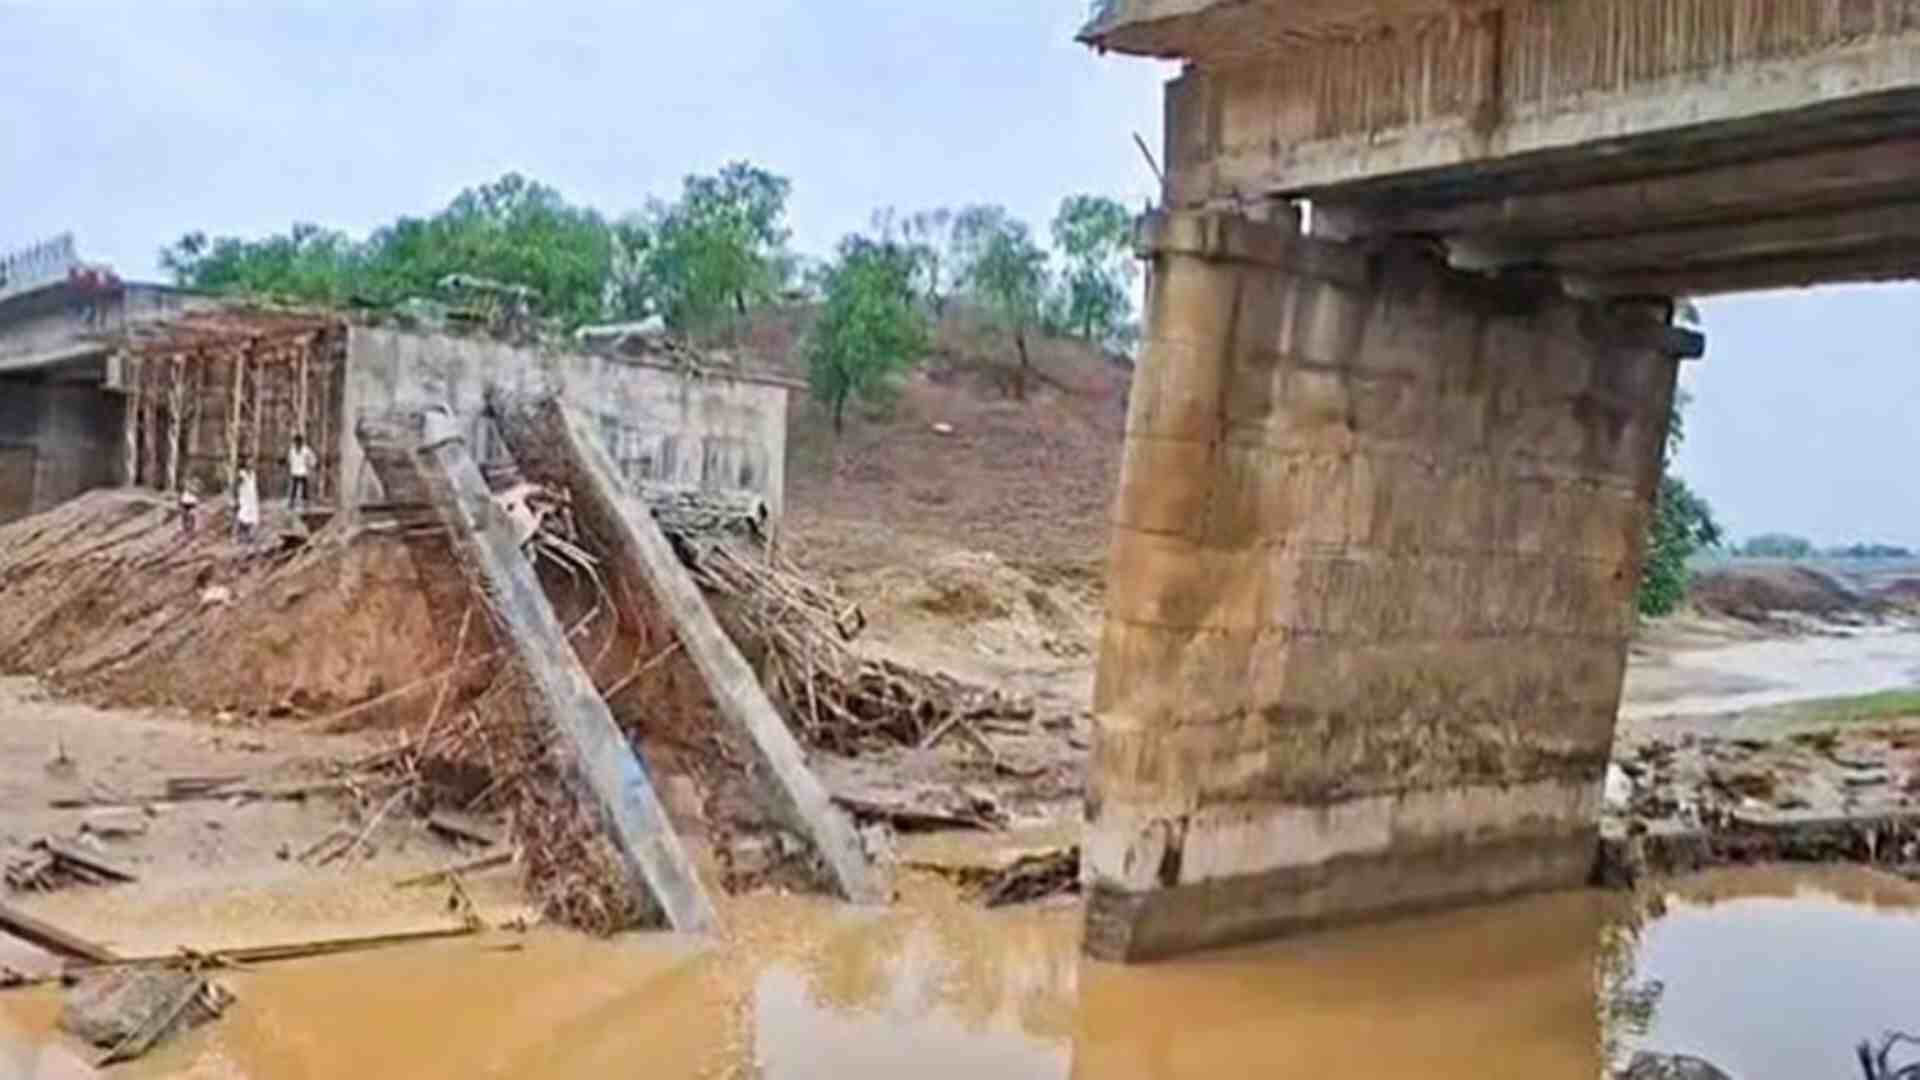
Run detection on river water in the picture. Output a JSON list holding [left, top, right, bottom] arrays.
[[5, 867, 1920, 1079]]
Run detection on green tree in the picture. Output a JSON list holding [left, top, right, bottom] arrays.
[[160, 172, 617, 328], [160, 222, 364, 305], [806, 234, 930, 434], [635, 162, 793, 335], [962, 214, 1051, 401], [947, 205, 1016, 297], [1638, 390, 1723, 617], [1740, 533, 1816, 559], [1050, 194, 1136, 346], [902, 208, 955, 315]]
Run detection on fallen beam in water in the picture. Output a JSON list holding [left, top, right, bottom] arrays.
[[488, 390, 881, 904], [357, 407, 717, 933]]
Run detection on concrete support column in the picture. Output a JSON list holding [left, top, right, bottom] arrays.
[[1084, 210, 1688, 962]]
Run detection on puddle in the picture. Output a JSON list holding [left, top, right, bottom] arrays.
[[1607, 866, 1920, 1079], [1622, 625, 1920, 720], [1, 867, 1916, 1078]]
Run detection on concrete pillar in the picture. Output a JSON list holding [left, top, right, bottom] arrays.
[[1084, 211, 1686, 962]]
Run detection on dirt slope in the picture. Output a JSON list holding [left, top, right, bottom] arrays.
[[759, 308, 1131, 586], [0, 490, 451, 723]]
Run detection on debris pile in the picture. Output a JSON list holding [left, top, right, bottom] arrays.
[[61, 967, 234, 1067], [4, 838, 138, 893], [658, 490, 1034, 755], [359, 630, 663, 935], [0, 490, 452, 724], [1601, 725, 1920, 886]]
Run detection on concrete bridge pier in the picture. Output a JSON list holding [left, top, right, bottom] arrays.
[[1084, 210, 1696, 962]]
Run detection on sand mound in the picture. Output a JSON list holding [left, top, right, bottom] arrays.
[[0, 490, 449, 723], [846, 549, 1097, 664], [1689, 564, 1881, 621], [1874, 577, 1920, 611]]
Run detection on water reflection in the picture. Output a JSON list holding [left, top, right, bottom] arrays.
[[1, 867, 1916, 1079], [1604, 867, 1920, 1080]]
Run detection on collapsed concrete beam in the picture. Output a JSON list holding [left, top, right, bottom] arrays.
[[487, 390, 882, 905], [356, 408, 717, 934]]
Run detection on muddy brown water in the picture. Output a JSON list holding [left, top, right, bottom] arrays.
[[2, 868, 1917, 1079]]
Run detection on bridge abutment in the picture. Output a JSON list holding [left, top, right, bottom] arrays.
[[1085, 210, 1688, 961]]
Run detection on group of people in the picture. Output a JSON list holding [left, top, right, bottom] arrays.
[[177, 433, 320, 539]]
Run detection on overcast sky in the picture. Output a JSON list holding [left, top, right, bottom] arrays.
[[4, 3, 1914, 547]]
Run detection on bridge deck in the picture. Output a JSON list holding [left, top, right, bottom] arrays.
[[1095, 0, 1920, 295]]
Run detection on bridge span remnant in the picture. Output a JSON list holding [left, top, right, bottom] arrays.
[[1080, 0, 1920, 961]]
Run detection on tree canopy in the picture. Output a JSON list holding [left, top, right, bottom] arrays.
[[160, 165, 794, 336], [630, 162, 794, 334], [805, 234, 929, 433], [1050, 194, 1136, 347], [962, 214, 1051, 399], [1638, 390, 1723, 617], [161, 173, 618, 327], [1738, 533, 1816, 559]]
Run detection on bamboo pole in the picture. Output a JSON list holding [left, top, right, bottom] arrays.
[[121, 353, 140, 487], [165, 355, 184, 493]]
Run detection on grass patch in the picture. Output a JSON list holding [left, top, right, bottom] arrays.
[[1783, 689, 1920, 727]]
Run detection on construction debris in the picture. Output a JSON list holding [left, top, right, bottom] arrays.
[[829, 781, 1008, 833], [393, 851, 517, 889], [427, 811, 502, 849], [487, 391, 883, 905], [655, 503, 1031, 754], [358, 406, 717, 934], [62, 967, 233, 1066], [5, 838, 139, 893], [981, 847, 1080, 908]]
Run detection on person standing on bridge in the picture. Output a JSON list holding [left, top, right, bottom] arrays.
[[286, 433, 316, 511]]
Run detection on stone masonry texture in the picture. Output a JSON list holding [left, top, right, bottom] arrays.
[[1084, 210, 1682, 961]]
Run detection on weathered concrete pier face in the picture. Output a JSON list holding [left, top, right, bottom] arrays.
[[1077, 0, 1920, 959], [1086, 211, 1681, 960]]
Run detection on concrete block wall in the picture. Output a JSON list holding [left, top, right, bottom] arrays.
[[341, 328, 792, 521], [1084, 210, 1681, 961], [0, 376, 122, 524], [31, 383, 123, 512]]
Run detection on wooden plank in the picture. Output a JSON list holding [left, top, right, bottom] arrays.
[[425, 811, 500, 849], [488, 392, 882, 905], [0, 898, 120, 964], [39, 839, 138, 884], [392, 851, 515, 888], [357, 408, 717, 933]]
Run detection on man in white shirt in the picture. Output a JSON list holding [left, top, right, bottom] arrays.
[[287, 434, 317, 510]]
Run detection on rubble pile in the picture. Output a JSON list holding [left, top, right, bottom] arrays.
[[657, 490, 1034, 755]]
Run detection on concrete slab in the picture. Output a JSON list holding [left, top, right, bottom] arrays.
[[357, 407, 717, 933], [487, 391, 882, 905]]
